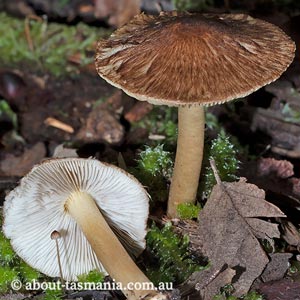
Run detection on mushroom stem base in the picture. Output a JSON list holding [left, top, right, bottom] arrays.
[[65, 191, 163, 300], [167, 105, 205, 218]]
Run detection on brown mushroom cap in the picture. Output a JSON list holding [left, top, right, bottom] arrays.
[[95, 11, 295, 106]]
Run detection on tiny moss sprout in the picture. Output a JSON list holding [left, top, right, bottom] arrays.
[[201, 131, 240, 198], [146, 222, 203, 285], [176, 203, 201, 220]]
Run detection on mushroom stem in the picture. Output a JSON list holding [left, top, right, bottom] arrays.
[[167, 105, 205, 218], [66, 191, 162, 300]]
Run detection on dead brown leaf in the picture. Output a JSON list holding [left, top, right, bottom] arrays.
[[182, 178, 285, 299]]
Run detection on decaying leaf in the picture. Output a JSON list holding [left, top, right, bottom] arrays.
[[241, 158, 300, 206], [260, 253, 292, 282], [181, 178, 286, 299]]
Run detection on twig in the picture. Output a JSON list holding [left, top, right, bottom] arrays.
[[44, 117, 74, 134], [24, 15, 43, 51], [209, 158, 222, 185]]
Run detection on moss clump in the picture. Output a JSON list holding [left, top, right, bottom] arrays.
[[0, 12, 111, 76], [177, 203, 201, 220], [0, 231, 16, 266], [18, 261, 40, 283], [44, 286, 63, 300], [0, 265, 19, 293], [77, 269, 105, 283], [146, 222, 203, 285], [201, 131, 239, 198], [137, 144, 173, 177], [134, 144, 173, 202]]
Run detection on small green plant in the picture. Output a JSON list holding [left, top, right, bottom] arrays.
[[177, 203, 201, 219], [201, 131, 239, 198], [146, 222, 203, 285]]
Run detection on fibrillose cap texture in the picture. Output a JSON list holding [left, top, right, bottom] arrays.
[[3, 158, 149, 281], [95, 11, 296, 106]]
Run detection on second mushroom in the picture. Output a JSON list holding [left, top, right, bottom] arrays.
[[3, 158, 166, 300]]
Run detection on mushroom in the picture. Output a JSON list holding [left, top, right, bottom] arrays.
[[95, 11, 295, 218], [3, 158, 165, 300]]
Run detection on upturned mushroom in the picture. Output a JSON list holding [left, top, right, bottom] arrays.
[[95, 11, 295, 218], [3, 158, 166, 300]]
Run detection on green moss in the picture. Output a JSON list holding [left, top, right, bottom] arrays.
[[0, 265, 19, 293], [177, 203, 201, 220], [146, 222, 204, 285], [77, 269, 105, 283], [201, 131, 239, 198], [0, 12, 111, 76], [0, 231, 16, 266], [18, 261, 40, 283], [44, 286, 63, 300]]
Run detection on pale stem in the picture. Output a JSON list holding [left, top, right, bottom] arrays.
[[167, 105, 205, 218], [66, 191, 162, 300]]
